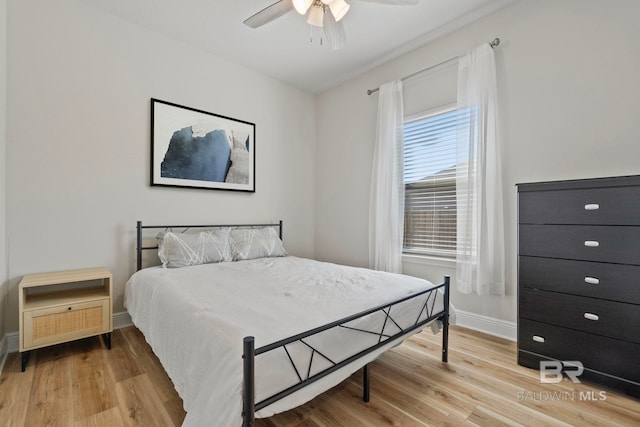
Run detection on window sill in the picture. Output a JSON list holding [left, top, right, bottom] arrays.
[[402, 253, 456, 268]]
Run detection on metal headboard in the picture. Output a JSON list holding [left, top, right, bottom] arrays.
[[135, 220, 283, 271]]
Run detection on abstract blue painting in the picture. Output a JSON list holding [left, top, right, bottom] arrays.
[[151, 98, 255, 192]]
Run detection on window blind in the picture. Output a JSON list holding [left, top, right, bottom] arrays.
[[403, 107, 458, 256]]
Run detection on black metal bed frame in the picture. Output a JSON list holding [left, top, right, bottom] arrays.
[[135, 221, 450, 427]]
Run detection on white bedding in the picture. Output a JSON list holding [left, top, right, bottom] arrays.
[[124, 256, 453, 426]]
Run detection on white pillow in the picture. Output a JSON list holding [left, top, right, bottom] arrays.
[[230, 227, 287, 261], [158, 228, 232, 268]]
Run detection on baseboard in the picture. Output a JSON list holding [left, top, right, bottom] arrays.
[[454, 309, 516, 341], [0, 333, 7, 374], [6, 330, 17, 354], [113, 311, 133, 329], [2, 311, 133, 358]]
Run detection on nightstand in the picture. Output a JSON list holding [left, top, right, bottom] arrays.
[[18, 267, 113, 371]]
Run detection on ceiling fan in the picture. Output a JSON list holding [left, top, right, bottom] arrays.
[[244, 0, 419, 50]]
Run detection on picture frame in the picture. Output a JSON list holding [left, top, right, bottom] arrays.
[[150, 98, 256, 192]]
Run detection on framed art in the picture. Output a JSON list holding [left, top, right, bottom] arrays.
[[151, 98, 255, 192]]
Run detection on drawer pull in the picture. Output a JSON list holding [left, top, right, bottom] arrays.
[[67, 307, 72, 311], [584, 240, 599, 247], [532, 335, 545, 343], [584, 203, 600, 211], [584, 313, 599, 321], [584, 277, 600, 285]]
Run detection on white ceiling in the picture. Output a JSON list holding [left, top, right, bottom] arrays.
[[82, 0, 513, 93]]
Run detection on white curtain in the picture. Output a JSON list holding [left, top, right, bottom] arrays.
[[369, 80, 404, 273], [456, 43, 505, 295]]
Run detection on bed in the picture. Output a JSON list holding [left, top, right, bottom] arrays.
[[126, 221, 453, 426]]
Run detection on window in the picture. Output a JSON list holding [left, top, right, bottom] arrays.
[[403, 106, 457, 257]]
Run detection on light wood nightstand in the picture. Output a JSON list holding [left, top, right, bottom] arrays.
[[18, 267, 113, 371]]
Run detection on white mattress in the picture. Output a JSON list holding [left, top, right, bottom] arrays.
[[124, 256, 452, 426]]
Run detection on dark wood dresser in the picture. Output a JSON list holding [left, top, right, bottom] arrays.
[[517, 175, 640, 397]]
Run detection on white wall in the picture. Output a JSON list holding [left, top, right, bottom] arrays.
[[315, 0, 640, 333], [4, 0, 317, 332], [0, 0, 7, 342]]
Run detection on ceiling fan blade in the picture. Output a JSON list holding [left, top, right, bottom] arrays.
[[359, 0, 419, 4], [244, 0, 294, 29], [324, 12, 346, 50]]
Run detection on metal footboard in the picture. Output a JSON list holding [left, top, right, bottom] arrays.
[[242, 276, 451, 426]]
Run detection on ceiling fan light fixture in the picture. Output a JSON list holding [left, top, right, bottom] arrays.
[[329, 0, 350, 22], [293, 0, 313, 15], [307, 4, 325, 27], [245, 0, 418, 49]]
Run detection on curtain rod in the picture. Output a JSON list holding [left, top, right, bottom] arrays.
[[366, 38, 500, 96]]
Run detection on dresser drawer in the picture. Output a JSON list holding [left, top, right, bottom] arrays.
[[520, 289, 640, 344], [519, 256, 640, 304], [518, 319, 640, 383], [519, 186, 640, 225], [23, 298, 111, 350], [519, 224, 640, 265]]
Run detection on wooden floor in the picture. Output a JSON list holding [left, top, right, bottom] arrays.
[[1, 326, 639, 426]]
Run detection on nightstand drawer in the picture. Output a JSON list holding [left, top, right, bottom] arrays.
[[23, 298, 111, 350], [519, 256, 640, 304], [518, 319, 640, 382], [519, 224, 640, 265], [519, 186, 640, 225], [520, 289, 640, 343]]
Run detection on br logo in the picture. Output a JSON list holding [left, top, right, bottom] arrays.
[[540, 361, 584, 383]]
